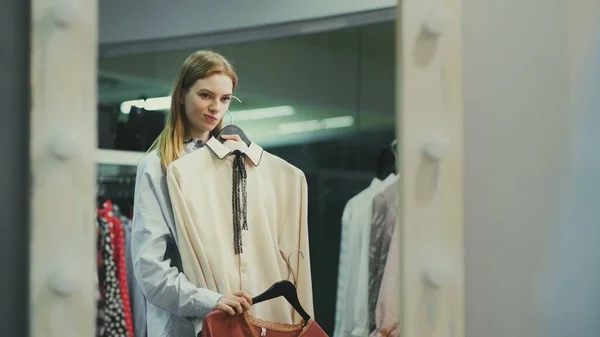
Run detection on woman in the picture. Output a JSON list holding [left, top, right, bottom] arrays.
[[131, 50, 253, 337]]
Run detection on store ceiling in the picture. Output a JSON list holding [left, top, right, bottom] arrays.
[[98, 22, 395, 147]]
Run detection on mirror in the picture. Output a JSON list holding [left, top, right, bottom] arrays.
[[96, 20, 399, 336]]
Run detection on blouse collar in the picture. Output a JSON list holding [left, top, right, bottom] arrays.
[[205, 136, 264, 167]]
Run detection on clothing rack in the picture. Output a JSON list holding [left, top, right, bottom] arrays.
[[96, 200, 146, 337], [334, 167, 400, 337]]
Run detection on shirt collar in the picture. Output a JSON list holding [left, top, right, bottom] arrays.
[[206, 136, 264, 167], [369, 177, 382, 189], [183, 138, 205, 153], [382, 173, 396, 185], [368, 173, 395, 191]]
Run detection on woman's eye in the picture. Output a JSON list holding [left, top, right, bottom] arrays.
[[222, 96, 231, 102], [199, 92, 210, 99]]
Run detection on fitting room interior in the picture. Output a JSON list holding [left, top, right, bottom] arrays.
[[1, 0, 599, 337]]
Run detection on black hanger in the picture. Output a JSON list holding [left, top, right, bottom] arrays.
[[376, 141, 397, 180], [217, 125, 251, 147], [251, 280, 311, 323]]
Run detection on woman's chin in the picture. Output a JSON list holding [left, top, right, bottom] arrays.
[[187, 125, 212, 137]]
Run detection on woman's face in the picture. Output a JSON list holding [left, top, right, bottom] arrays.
[[182, 73, 234, 138]]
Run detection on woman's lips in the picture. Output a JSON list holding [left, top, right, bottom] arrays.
[[204, 114, 218, 123]]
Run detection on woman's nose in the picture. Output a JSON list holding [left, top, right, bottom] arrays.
[[208, 104, 219, 114]]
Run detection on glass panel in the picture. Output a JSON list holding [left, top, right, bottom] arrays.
[[96, 21, 397, 336]]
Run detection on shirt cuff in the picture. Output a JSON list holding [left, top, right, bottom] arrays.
[[351, 327, 368, 336], [193, 289, 223, 318]]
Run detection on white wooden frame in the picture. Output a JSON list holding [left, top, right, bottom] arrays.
[[29, 0, 98, 336], [396, 0, 465, 336], [27, 0, 467, 335]]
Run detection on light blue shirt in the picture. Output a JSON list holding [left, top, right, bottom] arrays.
[[131, 140, 222, 337]]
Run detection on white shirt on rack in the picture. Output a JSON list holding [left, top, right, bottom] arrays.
[[334, 173, 396, 337]]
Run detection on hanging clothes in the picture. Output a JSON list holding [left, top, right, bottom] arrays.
[[333, 174, 396, 337], [166, 137, 314, 334], [368, 177, 399, 331], [113, 215, 135, 337], [199, 310, 328, 337], [96, 200, 139, 337], [370, 221, 400, 337], [97, 103, 119, 149], [98, 216, 129, 336], [99, 201, 135, 337], [114, 107, 165, 152], [96, 226, 107, 337]]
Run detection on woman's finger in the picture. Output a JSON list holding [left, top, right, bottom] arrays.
[[220, 134, 242, 142], [225, 298, 243, 315], [217, 302, 235, 316], [234, 290, 253, 304], [232, 301, 243, 314], [239, 297, 251, 311]]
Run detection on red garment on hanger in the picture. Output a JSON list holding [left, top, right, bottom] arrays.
[[114, 216, 135, 337], [98, 200, 135, 337], [199, 310, 328, 337]]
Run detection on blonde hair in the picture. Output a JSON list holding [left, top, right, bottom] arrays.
[[149, 50, 238, 172]]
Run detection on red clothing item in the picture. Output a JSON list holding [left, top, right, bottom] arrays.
[[200, 310, 328, 337], [114, 217, 135, 337], [97, 201, 135, 337]]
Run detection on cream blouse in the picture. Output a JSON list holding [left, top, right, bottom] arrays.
[[166, 136, 314, 333]]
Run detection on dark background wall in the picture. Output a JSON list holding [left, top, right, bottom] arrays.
[[0, 0, 31, 336]]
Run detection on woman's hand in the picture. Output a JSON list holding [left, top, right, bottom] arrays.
[[220, 134, 242, 142], [216, 291, 253, 316]]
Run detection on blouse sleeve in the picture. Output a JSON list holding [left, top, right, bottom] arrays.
[[278, 170, 315, 322]]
